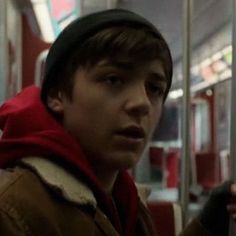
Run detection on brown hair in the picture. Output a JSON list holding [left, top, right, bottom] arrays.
[[51, 25, 172, 100]]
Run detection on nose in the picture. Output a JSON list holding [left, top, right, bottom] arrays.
[[124, 84, 151, 118]]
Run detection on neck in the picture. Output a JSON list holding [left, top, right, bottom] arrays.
[[92, 166, 119, 193]]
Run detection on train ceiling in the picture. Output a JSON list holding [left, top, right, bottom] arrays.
[[117, 0, 232, 63], [15, 0, 233, 64]]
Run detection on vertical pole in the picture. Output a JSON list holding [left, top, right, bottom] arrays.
[[229, 0, 236, 234], [0, 0, 7, 104], [106, 0, 112, 9], [180, 0, 192, 226], [80, 0, 84, 16]]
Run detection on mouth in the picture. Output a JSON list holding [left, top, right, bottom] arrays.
[[116, 126, 145, 140]]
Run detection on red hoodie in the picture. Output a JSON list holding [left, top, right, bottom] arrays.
[[0, 86, 138, 236]]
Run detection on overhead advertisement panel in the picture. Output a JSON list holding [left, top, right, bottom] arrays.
[[47, 0, 80, 37]]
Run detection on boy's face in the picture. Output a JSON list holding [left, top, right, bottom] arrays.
[[49, 59, 168, 172]]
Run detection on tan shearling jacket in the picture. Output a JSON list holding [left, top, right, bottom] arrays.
[[0, 157, 210, 236], [0, 157, 156, 236]]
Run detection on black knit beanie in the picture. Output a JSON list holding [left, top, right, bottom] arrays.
[[41, 9, 172, 103]]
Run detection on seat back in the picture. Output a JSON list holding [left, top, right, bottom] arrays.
[[147, 201, 182, 236], [194, 152, 219, 190], [149, 146, 165, 168], [166, 149, 179, 188], [149, 147, 165, 185]]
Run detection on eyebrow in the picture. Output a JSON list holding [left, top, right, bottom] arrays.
[[97, 60, 135, 70]]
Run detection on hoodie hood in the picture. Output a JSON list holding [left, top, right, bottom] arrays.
[[0, 86, 138, 236]]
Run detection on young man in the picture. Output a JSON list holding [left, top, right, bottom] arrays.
[[0, 9, 235, 236]]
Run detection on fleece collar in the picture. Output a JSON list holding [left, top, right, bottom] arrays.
[[21, 156, 97, 208], [21, 156, 151, 209]]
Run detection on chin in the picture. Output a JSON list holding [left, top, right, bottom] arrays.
[[111, 153, 140, 170], [91, 149, 141, 171]]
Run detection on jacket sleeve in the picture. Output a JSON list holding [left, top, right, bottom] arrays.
[[179, 218, 211, 236]]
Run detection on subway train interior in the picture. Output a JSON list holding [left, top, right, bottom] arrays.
[[0, 0, 235, 235]]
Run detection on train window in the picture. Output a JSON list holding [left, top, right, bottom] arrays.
[[152, 104, 180, 142], [194, 100, 210, 152], [215, 80, 231, 152]]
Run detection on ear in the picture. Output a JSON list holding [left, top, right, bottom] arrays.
[[47, 90, 64, 113]]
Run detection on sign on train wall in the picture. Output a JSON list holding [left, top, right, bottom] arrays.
[[47, 0, 80, 38]]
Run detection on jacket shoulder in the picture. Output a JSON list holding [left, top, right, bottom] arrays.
[[0, 167, 51, 208], [0, 167, 40, 235], [0, 167, 99, 236], [0, 168, 26, 194]]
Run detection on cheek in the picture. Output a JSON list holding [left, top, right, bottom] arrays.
[[65, 100, 110, 136]]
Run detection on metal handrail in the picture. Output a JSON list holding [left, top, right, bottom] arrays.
[[229, 0, 236, 235], [180, 0, 193, 226]]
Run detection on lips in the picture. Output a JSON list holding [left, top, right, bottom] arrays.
[[116, 126, 145, 139]]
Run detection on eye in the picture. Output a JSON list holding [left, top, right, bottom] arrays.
[[146, 81, 166, 97], [104, 74, 124, 86]]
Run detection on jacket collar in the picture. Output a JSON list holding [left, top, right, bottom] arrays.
[[21, 156, 97, 208], [20, 156, 151, 208]]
